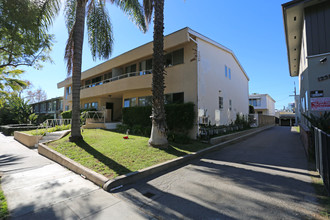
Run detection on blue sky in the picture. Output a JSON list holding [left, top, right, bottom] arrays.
[[21, 0, 297, 110]]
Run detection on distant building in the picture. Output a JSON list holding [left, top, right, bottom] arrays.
[[57, 27, 250, 138], [31, 97, 63, 120], [249, 94, 275, 116], [282, 0, 330, 127]]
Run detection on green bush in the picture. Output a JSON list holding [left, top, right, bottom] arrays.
[[167, 131, 191, 144], [61, 110, 72, 119], [122, 106, 151, 127], [122, 102, 195, 132]]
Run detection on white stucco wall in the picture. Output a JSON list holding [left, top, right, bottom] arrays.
[[197, 38, 249, 125]]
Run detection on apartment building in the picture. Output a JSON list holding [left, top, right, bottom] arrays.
[[31, 97, 63, 119], [282, 0, 330, 126], [57, 27, 249, 138], [249, 93, 276, 116]]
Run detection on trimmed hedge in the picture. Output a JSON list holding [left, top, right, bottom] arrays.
[[122, 102, 195, 132], [0, 124, 39, 136]]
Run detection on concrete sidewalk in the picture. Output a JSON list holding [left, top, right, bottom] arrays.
[[0, 133, 152, 219]]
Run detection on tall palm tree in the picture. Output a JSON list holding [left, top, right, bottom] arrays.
[[143, 0, 168, 148], [62, 0, 146, 141]]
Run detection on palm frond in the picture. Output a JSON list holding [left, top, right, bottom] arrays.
[[111, 0, 147, 32], [143, 0, 154, 27], [37, 0, 61, 30], [64, 0, 77, 33], [87, 0, 113, 60], [64, 26, 75, 76]]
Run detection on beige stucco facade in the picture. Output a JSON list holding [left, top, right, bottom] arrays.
[[58, 27, 249, 139]]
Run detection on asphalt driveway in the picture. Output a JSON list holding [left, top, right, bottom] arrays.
[[115, 126, 322, 219]]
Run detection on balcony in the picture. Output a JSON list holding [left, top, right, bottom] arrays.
[[80, 70, 152, 90]]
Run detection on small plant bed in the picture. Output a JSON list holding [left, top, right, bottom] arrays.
[[0, 177, 9, 219], [47, 129, 210, 179], [23, 124, 71, 136]]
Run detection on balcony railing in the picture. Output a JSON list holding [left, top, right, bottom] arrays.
[[80, 69, 152, 90]]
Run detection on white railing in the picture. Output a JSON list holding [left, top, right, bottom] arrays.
[[80, 69, 152, 90], [82, 111, 105, 124], [42, 119, 72, 129]]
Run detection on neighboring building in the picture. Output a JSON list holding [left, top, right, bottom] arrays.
[[31, 97, 63, 120], [57, 27, 249, 138], [249, 93, 275, 116], [282, 0, 330, 127]]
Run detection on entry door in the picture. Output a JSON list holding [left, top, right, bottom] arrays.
[[106, 102, 114, 121]]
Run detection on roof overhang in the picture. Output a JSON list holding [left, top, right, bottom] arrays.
[[282, 0, 327, 77]]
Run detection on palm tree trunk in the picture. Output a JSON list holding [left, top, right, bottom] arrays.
[[148, 0, 168, 148], [69, 0, 86, 142]]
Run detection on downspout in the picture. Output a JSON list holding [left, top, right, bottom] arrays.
[[189, 35, 200, 139]]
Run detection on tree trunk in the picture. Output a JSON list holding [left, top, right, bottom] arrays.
[[148, 0, 168, 148], [69, 0, 86, 142]]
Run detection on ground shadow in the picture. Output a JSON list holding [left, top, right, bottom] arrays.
[[74, 140, 131, 176]]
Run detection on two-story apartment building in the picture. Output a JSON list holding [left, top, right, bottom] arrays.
[[57, 27, 249, 138], [31, 97, 63, 120], [249, 93, 276, 116], [282, 0, 330, 127]]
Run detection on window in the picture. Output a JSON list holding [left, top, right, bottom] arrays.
[[123, 98, 137, 108], [91, 102, 98, 110], [164, 48, 184, 67], [219, 97, 223, 109], [59, 100, 63, 110], [65, 86, 71, 99], [124, 99, 130, 108], [173, 92, 184, 103], [138, 96, 152, 106], [65, 105, 69, 111], [229, 99, 232, 111], [130, 97, 137, 107], [104, 72, 112, 80], [229, 68, 231, 79], [125, 64, 137, 73], [172, 48, 184, 65], [225, 65, 227, 77], [249, 99, 261, 107], [164, 92, 184, 104]]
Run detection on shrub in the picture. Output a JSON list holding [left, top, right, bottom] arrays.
[[122, 102, 195, 132], [61, 110, 72, 119], [167, 131, 191, 144]]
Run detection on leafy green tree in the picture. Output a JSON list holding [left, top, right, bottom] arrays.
[[0, 68, 27, 96], [62, 0, 146, 141], [0, 0, 55, 69], [0, 93, 32, 125], [143, 0, 168, 148]]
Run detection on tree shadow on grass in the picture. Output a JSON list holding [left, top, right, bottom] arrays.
[[74, 140, 132, 176]]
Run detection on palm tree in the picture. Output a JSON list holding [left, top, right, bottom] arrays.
[[61, 0, 146, 141], [143, 0, 168, 148]]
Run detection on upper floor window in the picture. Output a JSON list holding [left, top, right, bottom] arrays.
[[225, 65, 227, 77], [165, 48, 184, 67], [229, 68, 231, 79], [249, 99, 261, 107], [125, 64, 137, 73], [229, 99, 232, 111], [65, 86, 71, 99]]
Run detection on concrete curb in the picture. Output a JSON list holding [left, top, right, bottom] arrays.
[[103, 124, 275, 191], [37, 125, 274, 191], [38, 143, 108, 187]]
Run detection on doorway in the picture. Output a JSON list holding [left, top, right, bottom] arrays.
[[106, 102, 114, 121]]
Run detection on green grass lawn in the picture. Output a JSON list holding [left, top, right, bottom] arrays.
[[23, 124, 71, 136], [48, 129, 210, 179], [0, 178, 9, 219]]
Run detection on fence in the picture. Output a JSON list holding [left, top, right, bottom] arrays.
[[248, 114, 275, 127], [82, 111, 105, 124], [42, 119, 72, 128], [313, 126, 330, 193]]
